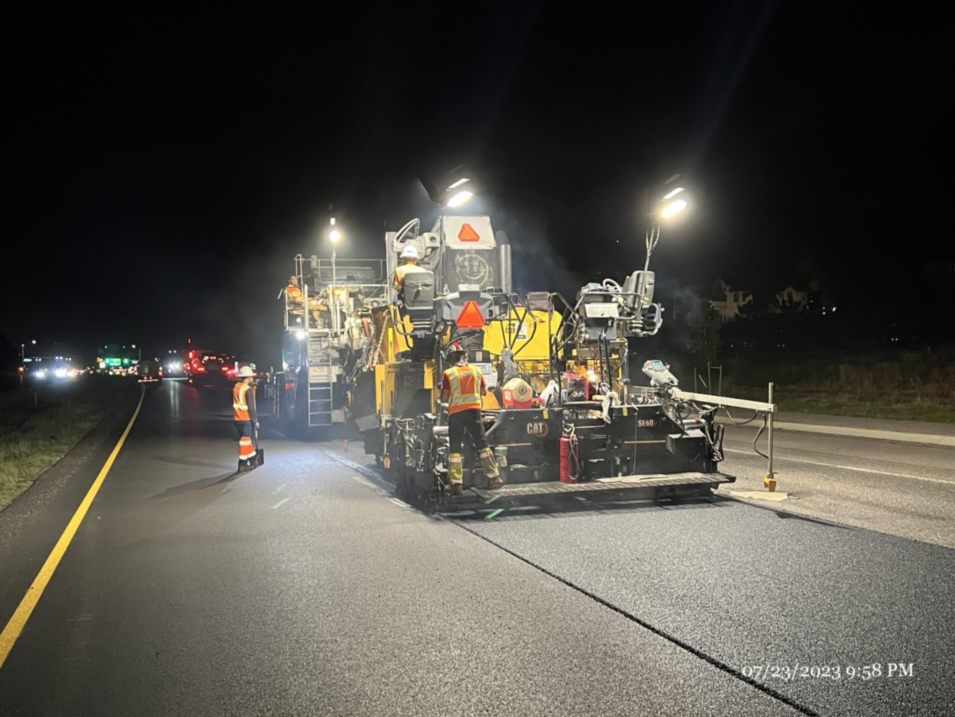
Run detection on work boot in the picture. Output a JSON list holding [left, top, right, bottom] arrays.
[[486, 474, 504, 490], [449, 483, 463, 496], [448, 453, 463, 490], [479, 448, 500, 481]]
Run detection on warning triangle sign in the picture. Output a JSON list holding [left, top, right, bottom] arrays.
[[455, 300, 485, 329], [458, 223, 481, 242]]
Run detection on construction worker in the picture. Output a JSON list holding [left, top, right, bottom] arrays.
[[439, 342, 502, 495], [232, 365, 259, 471], [392, 244, 419, 299], [286, 274, 305, 310]]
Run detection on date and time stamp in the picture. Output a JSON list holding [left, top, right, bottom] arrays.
[[740, 663, 915, 682]]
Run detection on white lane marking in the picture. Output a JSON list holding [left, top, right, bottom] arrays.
[[724, 448, 953, 485], [388, 497, 410, 509], [771, 422, 955, 447]]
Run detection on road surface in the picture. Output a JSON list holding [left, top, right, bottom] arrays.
[[0, 380, 952, 715], [721, 418, 955, 548]]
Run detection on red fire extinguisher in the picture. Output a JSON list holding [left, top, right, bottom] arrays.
[[559, 425, 580, 483]]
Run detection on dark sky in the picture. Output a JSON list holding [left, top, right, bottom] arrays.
[[3, 2, 950, 362]]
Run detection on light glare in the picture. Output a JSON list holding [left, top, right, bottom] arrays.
[[659, 198, 688, 220], [446, 190, 474, 208]]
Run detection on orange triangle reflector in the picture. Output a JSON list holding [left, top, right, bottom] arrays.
[[458, 223, 480, 242], [456, 300, 485, 329]]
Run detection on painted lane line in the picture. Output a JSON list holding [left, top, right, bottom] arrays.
[[0, 386, 145, 669], [771, 421, 955, 447], [270, 497, 290, 510], [724, 448, 953, 485]]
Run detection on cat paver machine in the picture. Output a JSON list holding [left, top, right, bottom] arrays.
[[343, 214, 773, 512]]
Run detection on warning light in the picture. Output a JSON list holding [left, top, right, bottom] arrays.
[[458, 223, 480, 242], [455, 300, 485, 329]]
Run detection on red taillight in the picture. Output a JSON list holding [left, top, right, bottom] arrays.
[[284, 382, 295, 391]]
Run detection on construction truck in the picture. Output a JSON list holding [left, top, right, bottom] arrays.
[[340, 214, 772, 512], [273, 254, 388, 438]]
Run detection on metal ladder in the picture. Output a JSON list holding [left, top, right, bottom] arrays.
[[307, 331, 334, 427]]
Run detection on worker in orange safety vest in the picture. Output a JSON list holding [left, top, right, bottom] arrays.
[[232, 365, 259, 471], [286, 274, 304, 309], [439, 341, 502, 495]]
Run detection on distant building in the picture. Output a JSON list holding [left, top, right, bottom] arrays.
[[708, 280, 754, 321]]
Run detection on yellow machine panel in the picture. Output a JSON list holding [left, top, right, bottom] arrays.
[[483, 309, 561, 362]]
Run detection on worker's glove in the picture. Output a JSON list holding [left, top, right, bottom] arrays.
[[254, 421, 260, 430]]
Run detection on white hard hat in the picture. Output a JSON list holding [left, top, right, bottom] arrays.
[[400, 244, 419, 260], [237, 365, 255, 378]]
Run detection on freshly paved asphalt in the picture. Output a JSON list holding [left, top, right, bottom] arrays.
[[0, 379, 952, 715]]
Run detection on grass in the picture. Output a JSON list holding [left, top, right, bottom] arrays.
[[723, 383, 955, 423], [719, 349, 955, 423], [0, 378, 135, 510]]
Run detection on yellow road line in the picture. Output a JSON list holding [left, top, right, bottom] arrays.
[[0, 386, 145, 669]]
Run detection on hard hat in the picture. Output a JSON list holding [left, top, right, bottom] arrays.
[[400, 245, 419, 260], [445, 341, 465, 361], [237, 365, 255, 378]]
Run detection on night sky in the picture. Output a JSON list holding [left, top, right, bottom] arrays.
[[4, 3, 950, 364]]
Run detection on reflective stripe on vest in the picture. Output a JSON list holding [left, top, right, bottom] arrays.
[[445, 365, 482, 415], [233, 383, 251, 421]]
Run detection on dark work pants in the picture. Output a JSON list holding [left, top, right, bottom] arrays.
[[448, 409, 489, 453]]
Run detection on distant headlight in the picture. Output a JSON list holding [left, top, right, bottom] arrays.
[[35, 369, 48, 379], [54, 368, 67, 379]]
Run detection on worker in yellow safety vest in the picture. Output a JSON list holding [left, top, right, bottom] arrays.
[[439, 342, 502, 495], [232, 365, 259, 471], [392, 244, 419, 298]]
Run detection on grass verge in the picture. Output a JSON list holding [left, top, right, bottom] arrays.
[[723, 383, 955, 423], [0, 378, 135, 510]]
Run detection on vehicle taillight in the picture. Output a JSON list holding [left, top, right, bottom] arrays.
[[284, 382, 295, 391]]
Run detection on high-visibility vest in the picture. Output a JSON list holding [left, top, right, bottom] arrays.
[[444, 364, 483, 415], [233, 382, 251, 421], [393, 262, 417, 291], [287, 283, 304, 304]]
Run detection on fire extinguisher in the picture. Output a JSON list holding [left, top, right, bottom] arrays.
[[559, 424, 580, 483]]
